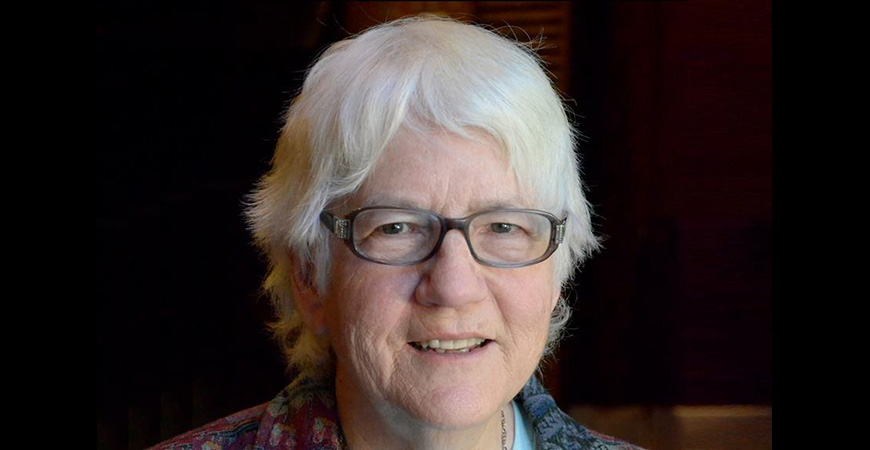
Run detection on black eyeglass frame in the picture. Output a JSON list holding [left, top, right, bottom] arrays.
[[319, 206, 567, 268]]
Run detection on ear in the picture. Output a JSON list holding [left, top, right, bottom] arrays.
[[289, 253, 329, 335]]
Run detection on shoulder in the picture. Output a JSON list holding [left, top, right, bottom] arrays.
[[148, 403, 268, 450], [148, 376, 344, 450], [518, 377, 646, 450]]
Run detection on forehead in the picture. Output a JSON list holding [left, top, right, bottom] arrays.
[[354, 131, 527, 214]]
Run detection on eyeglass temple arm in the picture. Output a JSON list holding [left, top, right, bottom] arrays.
[[320, 211, 350, 240], [554, 220, 566, 244]]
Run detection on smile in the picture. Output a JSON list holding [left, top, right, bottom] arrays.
[[409, 338, 489, 354]]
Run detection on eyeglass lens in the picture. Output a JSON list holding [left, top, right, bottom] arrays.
[[351, 209, 553, 265]]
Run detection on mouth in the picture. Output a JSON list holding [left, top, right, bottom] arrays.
[[408, 338, 490, 354]]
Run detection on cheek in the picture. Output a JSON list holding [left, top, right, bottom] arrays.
[[503, 262, 558, 315], [325, 260, 419, 359], [496, 266, 559, 350]]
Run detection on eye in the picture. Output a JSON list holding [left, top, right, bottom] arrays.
[[381, 223, 411, 235], [490, 223, 517, 234]]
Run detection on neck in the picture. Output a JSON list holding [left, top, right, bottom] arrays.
[[335, 372, 515, 450]]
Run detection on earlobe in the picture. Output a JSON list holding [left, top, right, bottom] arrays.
[[289, 254, 329, 335]]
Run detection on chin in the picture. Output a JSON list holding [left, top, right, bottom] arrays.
[[402, 385, 500, 429]]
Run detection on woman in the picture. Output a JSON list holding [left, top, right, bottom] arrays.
[[154, 15, 641, 450]]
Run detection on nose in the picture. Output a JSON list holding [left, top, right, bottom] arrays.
[[414, 230, 487, 308]]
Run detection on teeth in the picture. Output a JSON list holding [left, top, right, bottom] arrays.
[[414, 338, 486, 352]]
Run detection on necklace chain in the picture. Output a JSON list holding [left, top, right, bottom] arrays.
[[501, 408, 507, 450]]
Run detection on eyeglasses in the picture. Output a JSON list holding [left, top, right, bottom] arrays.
[[320, 206, 566, 268]]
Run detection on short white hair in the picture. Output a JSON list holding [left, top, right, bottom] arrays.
[[245, 15, 600, 378]]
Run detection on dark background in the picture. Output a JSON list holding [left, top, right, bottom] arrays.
[[97, 1, 771, 448]]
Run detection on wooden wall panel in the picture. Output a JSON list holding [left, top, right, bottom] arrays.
[[563, 0, 771, 407]]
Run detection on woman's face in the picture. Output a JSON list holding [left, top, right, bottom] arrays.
[[322, 131, 560, 429]]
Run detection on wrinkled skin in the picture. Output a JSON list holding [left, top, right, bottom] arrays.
[[301, 131, 559, 449]]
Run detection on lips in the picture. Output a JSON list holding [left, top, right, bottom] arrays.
[[409, 338, 489, 354]]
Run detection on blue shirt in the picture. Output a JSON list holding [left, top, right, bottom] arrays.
[[512, 399, 535, 450]]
